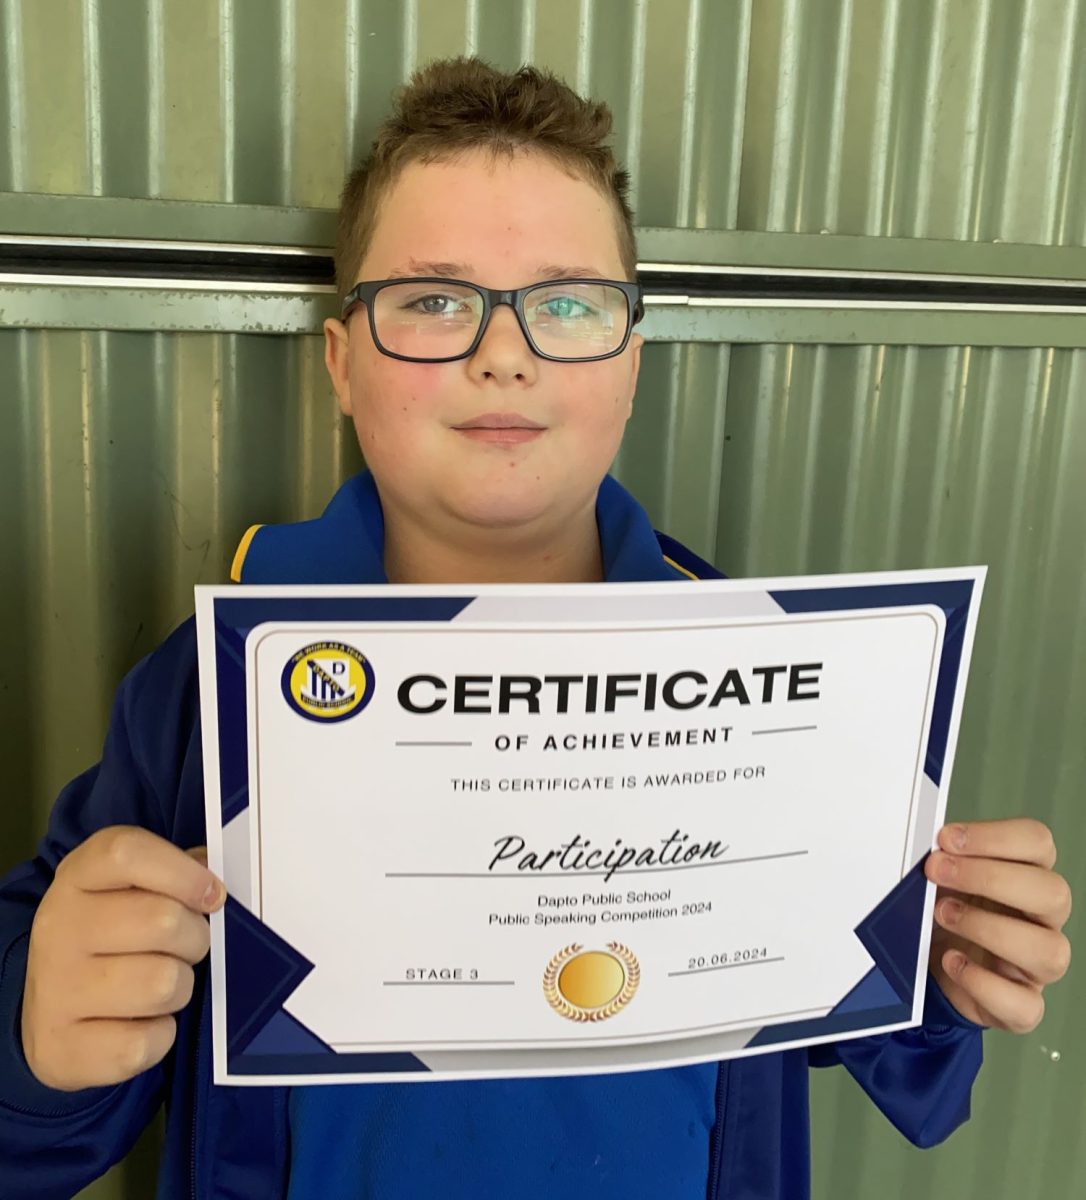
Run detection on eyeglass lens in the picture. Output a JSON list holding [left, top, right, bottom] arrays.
[[370, 281, 631, 360]]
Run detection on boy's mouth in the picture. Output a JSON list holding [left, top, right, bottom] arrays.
[[451, 412, 547, 446]]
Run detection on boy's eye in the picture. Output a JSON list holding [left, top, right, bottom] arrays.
[[533, 295, 596, 321], [403, 293, 470, 316]]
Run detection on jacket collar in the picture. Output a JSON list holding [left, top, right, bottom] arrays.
[[234, 470, 688, 585]]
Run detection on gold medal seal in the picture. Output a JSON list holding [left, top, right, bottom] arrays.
[[542, 943, 640, 1022]]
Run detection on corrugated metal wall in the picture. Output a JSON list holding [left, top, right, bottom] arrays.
[[1, 2, 1083, 1198], [2, 0, 1085, 242], [4, 333, 1083, 1199]]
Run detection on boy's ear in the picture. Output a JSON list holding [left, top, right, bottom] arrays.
[[626, 332, 644, 418], [324, 318, 352, 416]]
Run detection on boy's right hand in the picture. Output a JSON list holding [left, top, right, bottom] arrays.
[[19, 825, 226, 1092]]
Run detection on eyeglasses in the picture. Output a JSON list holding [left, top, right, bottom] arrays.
[[340, 277, 645, 363]]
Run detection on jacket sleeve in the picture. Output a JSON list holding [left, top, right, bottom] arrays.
[[808, 973, 985, 1148], [0, 642, 184, 1199]]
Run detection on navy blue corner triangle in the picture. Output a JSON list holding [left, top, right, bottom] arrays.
[[746, 999, 913, 1048], [212, 598, 474, 825], [224, 897, 317, 1058], [242, 1007, 335, 1056], [745, 861, 928, 1049], [215, 620, 250, 824], [830, 965, 906, 1015], [230, 1049, 429, 1076], [215, 595, 474, 628], [768, 579, 975, 786], [853, 859, 928, 1005], [223, 912, 431, 1076]]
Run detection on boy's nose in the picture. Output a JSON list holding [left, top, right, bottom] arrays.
[[468, 303, 539, 383]]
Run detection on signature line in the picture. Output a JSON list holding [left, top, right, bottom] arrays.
[[382, 980, 515, 986], [386, 850, 808, 879], [669, 957, 786, 977]]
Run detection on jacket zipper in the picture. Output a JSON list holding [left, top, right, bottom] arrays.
[[190, 1043, 199, 1199], [705, 1063, 730, 1200]]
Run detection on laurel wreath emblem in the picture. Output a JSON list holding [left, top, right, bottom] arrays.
[[542, 942, 641, 1022]]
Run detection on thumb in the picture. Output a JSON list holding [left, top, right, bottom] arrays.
[[184, 846, 227, 911]]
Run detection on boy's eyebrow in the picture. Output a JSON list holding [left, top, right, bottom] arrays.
[[386, 260, 469, 279], [384, 259, 609, 281], [534, 265, 608, 281]]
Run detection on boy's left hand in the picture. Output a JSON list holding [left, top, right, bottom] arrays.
[[926, 819, 1072, 1032]]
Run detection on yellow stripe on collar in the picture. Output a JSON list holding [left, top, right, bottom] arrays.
[[230, 524, 264, 583], [662, 554, 700, 581]]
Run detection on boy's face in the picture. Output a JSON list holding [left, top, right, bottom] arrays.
[[324, 149, 643, 538]]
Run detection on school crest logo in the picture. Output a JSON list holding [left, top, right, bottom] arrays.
[[281, 642, 375, 723]]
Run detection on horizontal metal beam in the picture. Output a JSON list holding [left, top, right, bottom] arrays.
[[0, 192, 334, 249], [4, 281, 1085, 346], [4, 191, 1086, 285], [7, 245, 1086, 311], [0, 283, 329, 335], [635, 227, 1086, 284], [643, 301, 1086, 347]]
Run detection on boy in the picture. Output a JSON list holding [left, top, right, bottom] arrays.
[[0, 57, 1071, 1199]]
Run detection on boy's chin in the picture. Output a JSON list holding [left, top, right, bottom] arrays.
[[444, 475, 570, 532]]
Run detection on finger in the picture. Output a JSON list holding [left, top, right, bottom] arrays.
[[73, 953, 196, 1021], [62, 827, 226, 915], [934, 896, 1072, 985], [942, 949, 1046, 1034], [928, 851, 1072, 929], [81, 891, 212, 965], [63, 1016, 177, 1089], [993, 958, 1037, 986], [938, 819, 1057, 869]]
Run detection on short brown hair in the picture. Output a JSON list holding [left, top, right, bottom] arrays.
[[334, 56, 638, 303]]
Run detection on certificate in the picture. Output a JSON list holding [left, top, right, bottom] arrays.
[[196, 568, 984, 1086]]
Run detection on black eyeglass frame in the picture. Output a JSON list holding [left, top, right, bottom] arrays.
[[340, 277, 646, 364]]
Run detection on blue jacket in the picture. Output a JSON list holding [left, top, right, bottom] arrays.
[[0, 472, 983, 1199]]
